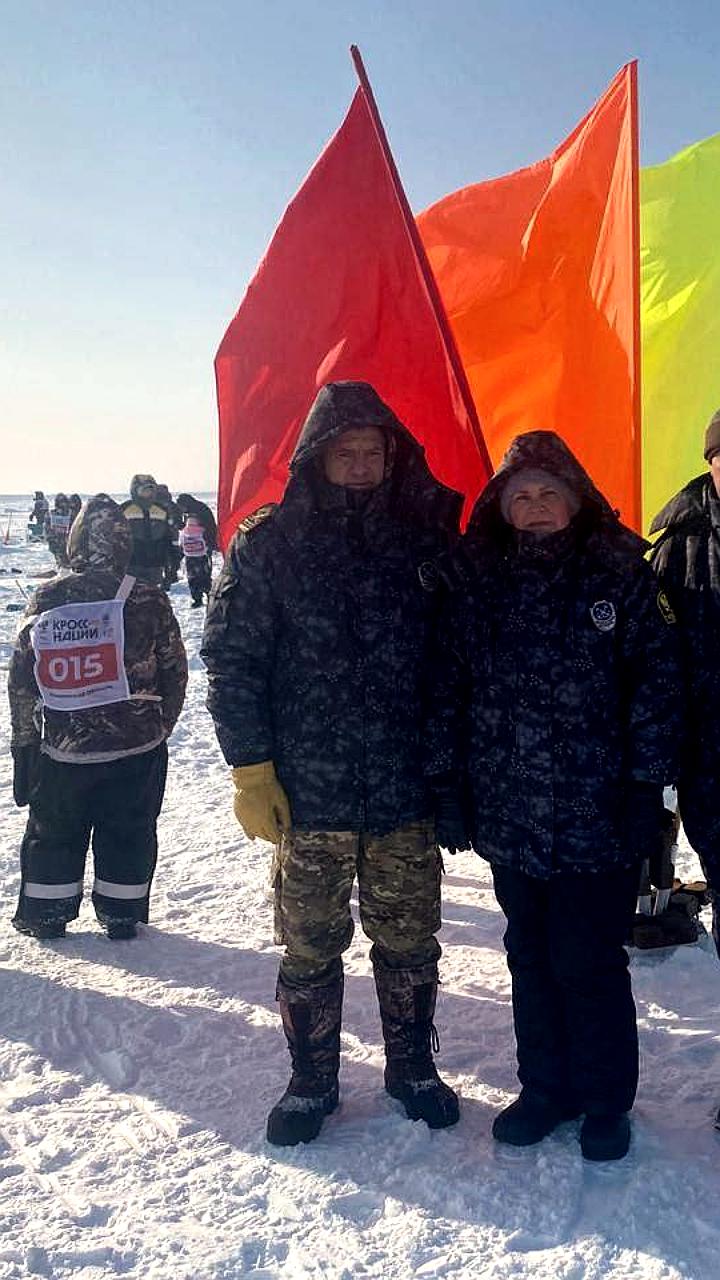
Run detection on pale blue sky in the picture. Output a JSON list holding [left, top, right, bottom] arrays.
[[2, 0, 718, 494]]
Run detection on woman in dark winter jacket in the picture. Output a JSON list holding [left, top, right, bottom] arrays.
[[428, 430, 682, 1161]]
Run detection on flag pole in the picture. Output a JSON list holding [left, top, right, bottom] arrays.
[[629, 59, 643, 532], [349, 44, 493, 477]]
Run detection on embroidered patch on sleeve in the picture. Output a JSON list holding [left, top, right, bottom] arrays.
[[657, 590, 677, 625]]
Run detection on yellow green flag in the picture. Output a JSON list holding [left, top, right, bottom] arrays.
[[641, 132, 720, 527]]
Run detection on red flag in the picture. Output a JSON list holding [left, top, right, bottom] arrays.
[[417, 65, 640, 528], [215, 85, 491, 549]]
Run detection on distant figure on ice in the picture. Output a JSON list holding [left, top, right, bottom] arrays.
[[202, 381, 462, 1146], [68, 493, 82, 524], [427, 431, 681, 1162], [176, 493, 218, 554], [649, 409, 720, 1109], [44, 493, 72, 568], [179, 514, 212, 608], [8, 495, 188, 940], [121, 474, 174, 589], [28, 491, 49, 539]]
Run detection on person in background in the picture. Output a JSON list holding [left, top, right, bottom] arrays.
[[8, 495, 187, 940], [29, 491, 49, 539], [427, 430, 681, 1162], [179, 513, 213, 608], [202, 381, 462, 1147], [44, 494, 71, 569], [120, 475, 174, 589], [176, 494, 218, 554], [68, 494, 82, 525], [649, 407, 720, 1122]]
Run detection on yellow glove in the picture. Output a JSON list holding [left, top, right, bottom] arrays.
[[231, 761, 291, 843]]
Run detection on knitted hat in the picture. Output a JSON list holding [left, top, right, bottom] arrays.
[[703, 409, 720, 462], [499, 466, 582, 523]]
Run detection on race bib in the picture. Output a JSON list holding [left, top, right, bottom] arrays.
[[49, 512, 70, 533], [180, 530, 207, 557], [31, 577, 135, 711]]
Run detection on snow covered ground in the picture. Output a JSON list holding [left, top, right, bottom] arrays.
[[2, 500, 720, 1280]]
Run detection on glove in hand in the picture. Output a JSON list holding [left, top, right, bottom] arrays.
[[232, 761, 290, 844]]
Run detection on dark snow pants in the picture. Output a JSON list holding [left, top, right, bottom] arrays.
[[492, 863, 640, 1116], [13, 744, 168, 929], [185, 554, 212, 605]]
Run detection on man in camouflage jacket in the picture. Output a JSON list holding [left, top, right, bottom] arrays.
[[9, 495, 187, 939], [427, 430, 681, 1161], [202, 381, 462, 1145]]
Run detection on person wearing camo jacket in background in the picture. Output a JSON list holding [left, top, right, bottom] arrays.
[[9, 495, 188, 940], [202, 381, 465, 1147]]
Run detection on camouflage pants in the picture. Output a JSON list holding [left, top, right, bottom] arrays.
[[273, 822, 442, 983]]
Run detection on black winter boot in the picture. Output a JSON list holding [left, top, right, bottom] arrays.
[[266, 964, 343, 1147], [103, 918, 138, 940], [580, 1113, 631, 1161], [12, 915, 66, 941], [492, 1087, 580, 1146], [372, 948, 459, 1130]]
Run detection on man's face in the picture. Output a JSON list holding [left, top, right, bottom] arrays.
[[506, 478, 573, 535], [323, 426, 386, 490], [710, 454, 720, 498]]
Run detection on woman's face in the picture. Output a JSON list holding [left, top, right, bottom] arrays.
[[506, 479, 573, 535]]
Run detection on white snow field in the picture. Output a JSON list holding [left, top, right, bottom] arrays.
[[2, 501, 720, 1280]]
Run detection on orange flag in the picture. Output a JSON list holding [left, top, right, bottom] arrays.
[[417, 64, 640, 528]]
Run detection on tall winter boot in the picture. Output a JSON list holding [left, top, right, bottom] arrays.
[[371, 947, 459, 1129], [266, 962, 343, 1147]]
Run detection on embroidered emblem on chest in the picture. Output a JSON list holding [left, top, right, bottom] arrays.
[[590, 600, 616, 632]]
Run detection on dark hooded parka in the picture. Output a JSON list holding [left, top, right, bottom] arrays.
[[649, 469, 720, 884], [202, 381, 462, 835], [427, 431, 682, 878]]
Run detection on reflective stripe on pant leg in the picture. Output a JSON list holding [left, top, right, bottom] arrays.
[[93, 879, 151, 899], [359, 822, 442, 964], [24, 880, 84, 899], [276, 830, 358, 983]]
